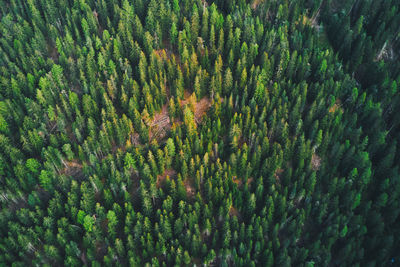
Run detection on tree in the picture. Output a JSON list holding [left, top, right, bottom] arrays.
[[171, 22, 178, 46], [201, 8, 209, 41], [183, 251, 191, 265], [124, 152, 137, 170], [77, 210, 86, 225], [166, 138, 176, 158], [183, 106, 197, 138], [39, 170, 53, 191], [83, 215, 95, 232], [107, 210, 118, 238], [26, 158, 40, 174], [1, 0, 400, 266], [0, 114, 9, 135], [62, 144, 74, 160], [191, 6, 200, 44]]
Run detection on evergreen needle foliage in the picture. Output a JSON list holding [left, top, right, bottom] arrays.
[[0, 0, 399, 266]]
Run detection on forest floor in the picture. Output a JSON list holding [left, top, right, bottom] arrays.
[[329, 98, 343, 113], [48, 43, 59, 62], [183, 178, 196, 198], [60, 159, 83, 176], [274, 168, 284, 184], [149, 90, 212, 142], [157, 169, 176, 188], [311, 154, 321, 171], [251, 0, 263, 10], [149, 104, 171, 142], [232, 176, 254, 188], [180, 91, 212, 123], [229, 206, 241, 219]]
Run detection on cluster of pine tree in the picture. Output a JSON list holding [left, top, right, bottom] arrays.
[[0, 0, 399, 266]]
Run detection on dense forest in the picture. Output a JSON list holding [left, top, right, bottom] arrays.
[[0, 0, 399, 266]]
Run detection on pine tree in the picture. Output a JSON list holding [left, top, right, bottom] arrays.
[[191, 6, 200, 45], [171, 22, 178, 46]]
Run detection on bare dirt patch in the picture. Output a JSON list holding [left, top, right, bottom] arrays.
[[60, 160, 83, 176], [153, 49, 168, 60], [232, 176, 241, 186], [329, 99, 343, 113], [131, 133, 141, 146], [48, 44, 59, 62], [251, 0, 263, 10], [157, 169, 176, 188], [232, 176, 253, 188], [149, 104, 171, 142], [229, 206, 241, 219], [180, 91, 212, 123], [274, 168, 284, 184], [184, 178, 196, 198], [311, 154, 321, 171]]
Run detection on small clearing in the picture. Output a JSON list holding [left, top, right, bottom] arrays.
[[232, 176, 241, 186], [131, 133, 141, 146], [229, 206, 241, 219], [251, 0, 263, 10], [311, 154, 321, 171], [60, 160, 83, 176], [149, 104, 171, 142], [232, 176, 253, 188], [274, 168, 284, 184], [184, 178, 196, 198], [329, 99, 343, 113], [180, 91, 212, 123], [156, 169, 176, 188], [48, 44, 59, 62]]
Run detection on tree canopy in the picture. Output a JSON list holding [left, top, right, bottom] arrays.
[[0, 0, 399, 266]]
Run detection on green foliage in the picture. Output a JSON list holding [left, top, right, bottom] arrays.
[[124, 152, 137, 170], [0, 0, 399, 266], [77, 210, 86, 225], [39, 170, 52, 191], [83, 215, 95, 232], [26, 158, 40, 174]]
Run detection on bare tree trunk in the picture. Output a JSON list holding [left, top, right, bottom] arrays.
[[311, 0, 324, 26], [346, 0, 358, 17], [376, 41, 387, 61]]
